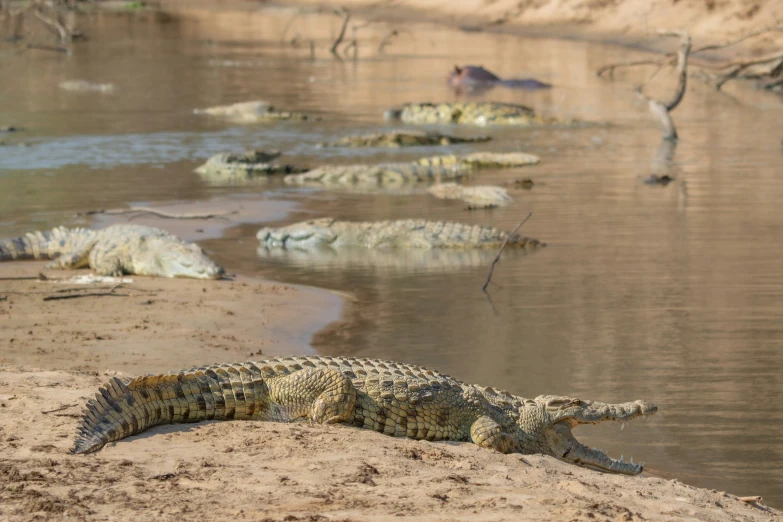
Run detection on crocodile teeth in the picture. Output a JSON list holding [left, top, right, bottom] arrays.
[[620, 422, 625, 431], [620, 454, 624, 462], [630, 457, 634, 464]]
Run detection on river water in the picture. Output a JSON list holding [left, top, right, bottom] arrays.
[[1, 7, 782, 508]]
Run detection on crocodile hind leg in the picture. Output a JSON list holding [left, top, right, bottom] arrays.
[[470, 415, 515, 453], [268, 368, 357, 425], [44, 244, 93, 270]]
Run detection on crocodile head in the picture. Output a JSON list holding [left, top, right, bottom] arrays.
[[519, 395, 658, 475], [256, 218, 338, 249], [142, 239, 225, 279]]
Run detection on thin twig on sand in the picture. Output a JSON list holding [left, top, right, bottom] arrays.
[[482, 212, 532, 294], [635, 31, 691, 141], [42, 404, 76, 414], [42, 283, 126, 301], [80, 207, 237, 220]]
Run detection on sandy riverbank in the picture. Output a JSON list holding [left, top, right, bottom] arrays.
[[0, 366, 778, 521]]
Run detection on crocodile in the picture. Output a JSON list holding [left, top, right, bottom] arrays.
[[256, 218, 544, 250], [383, 102, 561, 126], [71, 355, 657, 475], [193, 101, 318, 122], [317, 130, 491, 148], [257, 244, 532, 273], [428, 183, 513, 207], [448, 65, 552, 93], [0, 224, 224, 279], [194, 149, 308, 183], [283, 152, 540, 187], [59, 80, 116, 93]]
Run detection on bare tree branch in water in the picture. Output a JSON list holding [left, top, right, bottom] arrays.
[[634, 31, 691, 141], [330, 7, 351, 58], [597, 26, 783, 89], [377, 29, 414, 55], [1, 0, 80, 52], [482, 212, 532, 294]]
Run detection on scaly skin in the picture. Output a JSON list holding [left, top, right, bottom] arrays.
[[383, 102, 557, 126], [428, 183, 512, 207], [256, 218, 544, 250], [194, 150, 308, 181], [72, 356, 657, 475], [317, 130, 491, 148], [0, 224, 224, 279], [193, 101, 317, 122], [283, 152, 540, 186]]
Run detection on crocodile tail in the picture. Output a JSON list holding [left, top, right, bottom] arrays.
[[0, 226, 74, 261], [71, 364, 269, 454]]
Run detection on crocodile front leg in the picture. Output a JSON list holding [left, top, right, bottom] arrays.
[[470, 415, 515, 453], [267, 368, 357, 424]]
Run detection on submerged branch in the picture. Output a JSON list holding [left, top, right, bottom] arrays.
[[482, 213, 532, 294], [80, 207, 237, 220]]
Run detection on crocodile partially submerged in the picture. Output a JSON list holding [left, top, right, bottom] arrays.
[[317, 130, 491, 148], [256, 218, 544, 250], [428, 183, 512, 207], [71, 355, 657, 475], [193, 101, 317, 122], [384, 102, 561, 126], [257, 245, 530, 273], [0, 224, 224, 279], [194, 149, 308, 183], [283, 152, 540, 187]]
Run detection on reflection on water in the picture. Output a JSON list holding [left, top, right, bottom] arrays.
[[257, 244, 533, 273], [2, 7, 783, 508]]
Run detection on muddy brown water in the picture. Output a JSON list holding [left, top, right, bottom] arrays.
[[1, 7, 783, 508]]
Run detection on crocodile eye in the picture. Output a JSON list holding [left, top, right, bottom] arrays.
[[571, 400, 581, 406]]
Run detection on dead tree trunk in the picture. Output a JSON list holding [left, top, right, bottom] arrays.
[[635, 31, 691, 141]]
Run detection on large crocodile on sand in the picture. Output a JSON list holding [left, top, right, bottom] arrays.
[[384, 102, 563, 126], [317, 130, 491, 148], [0, 224, 224, 279], [71, 355, 657, 475], [283, 152, 540, 186], [256, 218, 544, 250], [193, 101, 317, 122]]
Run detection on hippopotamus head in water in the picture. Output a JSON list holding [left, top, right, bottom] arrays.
[[447, 65, 502, 88], [447, 65, 552, 93]]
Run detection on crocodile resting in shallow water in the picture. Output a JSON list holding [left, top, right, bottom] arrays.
[[283, 152, 540, 186], [256, 218, 544, 250], [193, 101, 317, 122], [384, 102, 562, 126], [195, 149, 308, 181], [0, 224, 224, 279], [317, 130, 491, 148], [72, 356, 657, 475]]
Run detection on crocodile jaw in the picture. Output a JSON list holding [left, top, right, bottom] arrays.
[[540, 397, 658, 476]]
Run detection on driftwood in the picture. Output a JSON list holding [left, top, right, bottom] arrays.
[[635, 31, 691, 141], [330, 7, 350, 58], [79, 207, 237, 220], [481, 213, 532, 294], [377, 29, 413, 55], [1, 0, 78, 51], [41, 404, 76, 414], [597, 26, 783, 90], [738, 496, 763, 504]]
